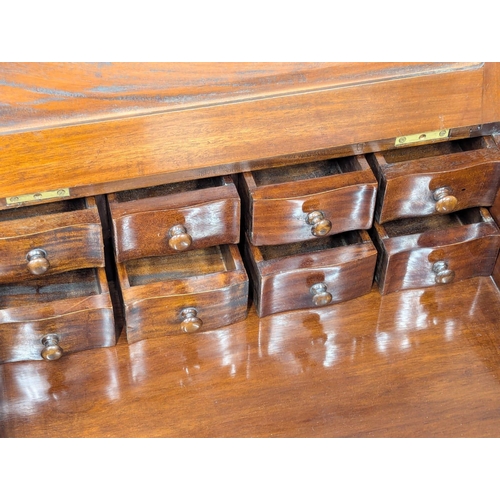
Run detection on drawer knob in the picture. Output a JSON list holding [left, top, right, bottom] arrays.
[[180, 307, 203, 333], [433, 187, 458, 213], [310, 283, 333, 307], [168, 224, 192, 251], [306, 211, 332, 237], [432, 261, 455, 284], [26, 248, 50, 275], [41, 334, 63, 361]]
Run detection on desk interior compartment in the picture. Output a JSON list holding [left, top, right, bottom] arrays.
[[239, 155, 378, 246], [0, 267, 116, 363], [108, 176, 241, 262], [116, 245, 249, 343], [243, 230, 377, 317]]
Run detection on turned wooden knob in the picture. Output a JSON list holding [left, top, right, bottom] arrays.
[[433, 187, 458, 213], [168, 224, 192, 251], [41, 334, 63, 361], [180, 308, 203, 333], [432, 261, 455, 284], [310, 283, 333, 307], [26, 248, 50, 275], [306, 211, 332, 237]]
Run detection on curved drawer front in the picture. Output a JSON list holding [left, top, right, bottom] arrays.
[[249, 184, 377, 246], [0, 298, 115, 363], [113, 198, 240, 262], [255, 244, 377, 317], [0, 224, 105, 283], [377, 226, 500, 295], [124, 281, 249, 343], [379, 162, 500, 223]]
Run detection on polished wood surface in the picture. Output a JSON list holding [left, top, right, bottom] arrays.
[[0, 63, 495, 206], [0, 268, 115, 363], [244, 231, 377, 317], [372, 208, 500, 294], [0, 63, 481, 134], [0, 197, 104, 283], [116, 245, 249, 343], [2, 276, 500, 437], [368, 136, 500, 223], [2, 64, 500, 438], [240, 156, 377, 246], [109, 176, 240, 262]]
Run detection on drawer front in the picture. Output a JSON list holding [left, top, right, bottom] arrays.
[[124, 281, 249, 343], [0, 301, 115, 363], [0, 224, 105, 283], [254, 245, 377, 317], [113, 198, 240, 262], [378, 162, 500, 223], [376, 230, 500, 295], [370, 142, 500, 223], [249, 184, 377, 246]]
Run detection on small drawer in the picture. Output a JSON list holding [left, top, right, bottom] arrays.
[[239, 155, 377, 246], [108, 176, 240, 262], [0, 268, 116, 363], [116, 245, 249, 343], [367, 136, 500, 223], [243, 230, 377, 317], [371, 207, 500, 295], [0, 197, 105, 284]]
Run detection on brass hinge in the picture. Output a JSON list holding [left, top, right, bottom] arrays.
[[395, 129, 449, 146], [6, 188, 70, 206]]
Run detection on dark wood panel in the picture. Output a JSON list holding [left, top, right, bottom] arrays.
[[372, 208, 500, 294], [109, 180, 240, 262], [2, 277, 500, 437], [368, 136, 500, 223]]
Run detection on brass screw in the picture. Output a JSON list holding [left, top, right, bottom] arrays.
[[398, 137, 406, 144], [57, 189, 66, 196], [439, 130, 447, 137]]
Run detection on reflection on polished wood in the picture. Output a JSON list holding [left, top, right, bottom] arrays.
[[1, 276, 500, 437]]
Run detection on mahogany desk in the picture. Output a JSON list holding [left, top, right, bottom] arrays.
[[1, 63, 500, 437]]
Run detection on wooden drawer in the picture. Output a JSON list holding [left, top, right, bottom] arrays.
[[116, 245, 249, 344], [0, 268, 116, 363], [108, 176, 240, 262], [0, 197, 105, 284], [239, 155, 377, 246], [367, 136, 500, 224], [371, 207, 500, 295], [243, 230, 377, 317]]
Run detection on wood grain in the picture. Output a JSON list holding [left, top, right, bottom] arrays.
[[109, 177, 240, 262], [0, 196, 104, 282], [489, 140, 500, 289], [483, 62, 500, 125], [372, 208, 500, 294], [368, 136, 500, 223], [0, 268, 115, 363], [2, 276, 500, 437], [0, 63, 490, 205], [239, 156, 377, 246], [0, 63, 480, 134], [116, 245, 249, 343], [243, 231, 377, 317]]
